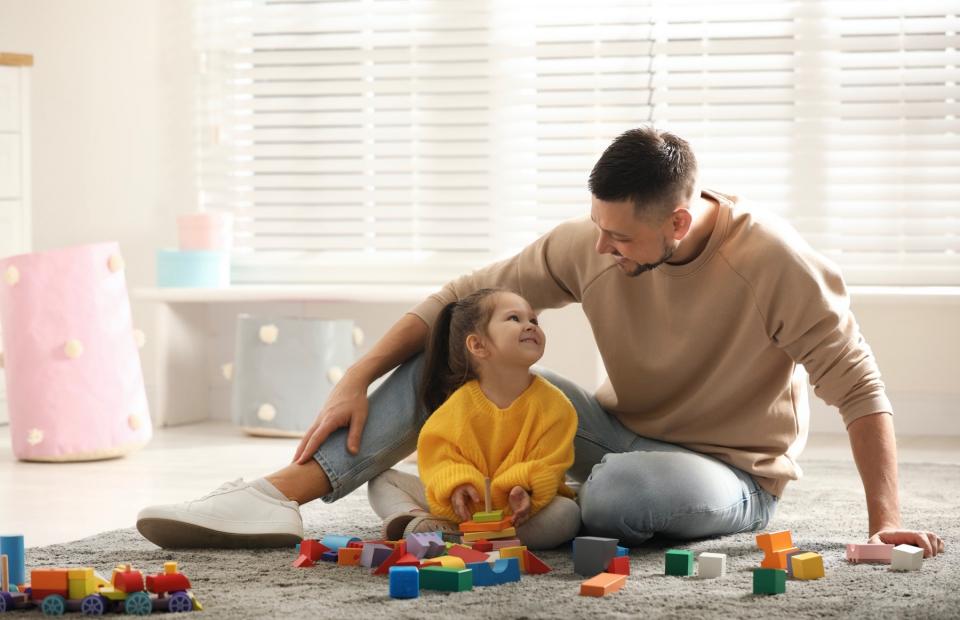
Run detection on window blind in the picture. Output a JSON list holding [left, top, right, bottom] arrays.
[[195, 0, 960, 286]]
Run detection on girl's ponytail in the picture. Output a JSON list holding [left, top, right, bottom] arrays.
[[419, 301, 458, 413]]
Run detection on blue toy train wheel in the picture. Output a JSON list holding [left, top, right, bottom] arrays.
[[167, 592, 192, 613], [80, 594, 107, 616], [124, 591, 152, 616], [0, 592, 13, 613], [41, 594, 67, 616]]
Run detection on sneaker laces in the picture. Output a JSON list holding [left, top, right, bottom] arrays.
[[196, 478, 246, 502]]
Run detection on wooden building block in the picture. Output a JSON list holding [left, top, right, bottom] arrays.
[[573, 536, 619, 577], [891, 544, 923, 571], [697, 552, 726, 579], [756, 530, 793, 554], [606, 556, 629, 575], [664, 549, 695, 576], [753, 568, 786, 595], [420, 567, 473, 592], [463, 527, 516, 542], [761, 547, 800, 570], [524, 550, 552, 575], [337, 547, 362, 566], [579, 572, 627, 597], [791, 552, 824, 580], [846, 543, 894, 564]]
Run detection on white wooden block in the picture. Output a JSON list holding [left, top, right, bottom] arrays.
[[891, 544, 923, 571], [698, 552, 727, 578]]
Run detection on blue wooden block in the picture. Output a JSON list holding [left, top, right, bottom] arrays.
[[616, 546, 629, 557], [389, 566, 420, 599], [321, 534, 361, 552], [321, 550, 338, 562], [466, 558, 521, 587], [0, 536, 25, 586]]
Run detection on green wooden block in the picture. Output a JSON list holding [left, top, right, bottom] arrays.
[[753, 568, 787, 595], [664, 549, 695, 576], [420, 566, 473, 592], [472, 510, 504, 523]]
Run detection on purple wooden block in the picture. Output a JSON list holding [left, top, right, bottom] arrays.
[[405, 531, 444, 559], [360, 543, 393, 568]]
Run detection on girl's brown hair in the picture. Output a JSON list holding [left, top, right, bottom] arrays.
[[419, 287, 506, 412]]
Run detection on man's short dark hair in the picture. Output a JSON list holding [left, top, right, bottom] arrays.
[[588, 126, 698, 221]]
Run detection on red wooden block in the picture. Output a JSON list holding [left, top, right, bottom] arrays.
[[292, 555, 315, 568], [607, 556, 629, 575], [524, 550, 552, 575], [300, 539, 330, 561], [394, 553, 421, 567], [372, 541, 408, 575], [448, 545, 490, 565], [471, 540, 493, 552], [347, 541, 365, 549]]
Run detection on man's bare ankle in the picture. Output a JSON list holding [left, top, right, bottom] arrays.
[[266, 460, 331, 505]]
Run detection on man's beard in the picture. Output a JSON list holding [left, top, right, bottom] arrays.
[[622, 237, 676, 277]]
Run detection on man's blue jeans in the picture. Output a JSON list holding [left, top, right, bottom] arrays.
[[313, 352, 778, 545]]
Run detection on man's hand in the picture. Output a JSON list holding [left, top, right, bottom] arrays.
[[450, 484, 481, 522], [869, 528, 945, 558], [293, 372, 370, 464], [508, 486, 532, 527]]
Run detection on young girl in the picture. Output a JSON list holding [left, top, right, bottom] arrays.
[[368, 288, 581, 550]]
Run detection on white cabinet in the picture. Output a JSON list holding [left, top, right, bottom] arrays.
[[0, 54, 32, 425]]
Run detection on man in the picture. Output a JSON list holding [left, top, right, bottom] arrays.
[[138, 127, 944, 556]]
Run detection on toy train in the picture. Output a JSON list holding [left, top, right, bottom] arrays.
[[0, 560, 202, 615]]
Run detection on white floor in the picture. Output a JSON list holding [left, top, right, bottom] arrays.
[[1, 422, 958, 548]]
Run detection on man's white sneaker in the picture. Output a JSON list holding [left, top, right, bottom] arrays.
[[136, 479, 304, 549]]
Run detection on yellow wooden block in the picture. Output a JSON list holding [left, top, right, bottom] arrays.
[[421, 555, 467, 570], [498, 546, 528, 572], [68, 568, 96, 600], [463, 527, 517, 542], [791, 552, 825, 580]]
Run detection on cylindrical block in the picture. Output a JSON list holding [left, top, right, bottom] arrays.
[[0, 243, 152, 461], [231, 316, 357, 437], [177, 212, 233, 251], [0, 535, 25, 586]]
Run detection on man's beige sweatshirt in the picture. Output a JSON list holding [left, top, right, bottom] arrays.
[[408, 190, 892, 497]]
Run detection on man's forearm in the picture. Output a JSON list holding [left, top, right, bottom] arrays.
[[847, 412, 902, 536], [348, 312, 430, 384]]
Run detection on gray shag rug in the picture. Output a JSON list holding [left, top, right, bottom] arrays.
[[25, 460, 958, 619]]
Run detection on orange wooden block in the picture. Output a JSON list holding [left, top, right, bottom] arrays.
[[761, 547, 799, 570], [30, 569, 69, 591], [580, 572, 627, 597], [756, 531, 793, 554], [460, 517, 513, 533], [337, 547, 362, 566]]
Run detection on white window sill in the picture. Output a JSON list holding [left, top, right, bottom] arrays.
[[130, 285, 960, 305], [131, 284, 438, 304]]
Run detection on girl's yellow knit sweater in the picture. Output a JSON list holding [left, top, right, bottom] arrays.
[[417, 375, 577, 522]]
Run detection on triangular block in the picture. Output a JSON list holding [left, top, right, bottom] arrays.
[[524, 550, 552, 575]]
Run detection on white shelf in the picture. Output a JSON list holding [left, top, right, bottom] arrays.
[[132, 284, 438, 304]]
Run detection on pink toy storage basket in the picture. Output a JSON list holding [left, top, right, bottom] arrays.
[[0, 242, 152, 461]]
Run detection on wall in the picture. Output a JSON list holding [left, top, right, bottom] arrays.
[[1, 1, 957, 437]]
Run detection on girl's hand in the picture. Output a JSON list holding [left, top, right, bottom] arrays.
[[508, 486, 532, 527], [293, 371, 370, 464], [450, 484, 481, 522]]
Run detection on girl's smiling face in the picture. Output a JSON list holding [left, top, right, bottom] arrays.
[[469, 291, 545, 368]]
